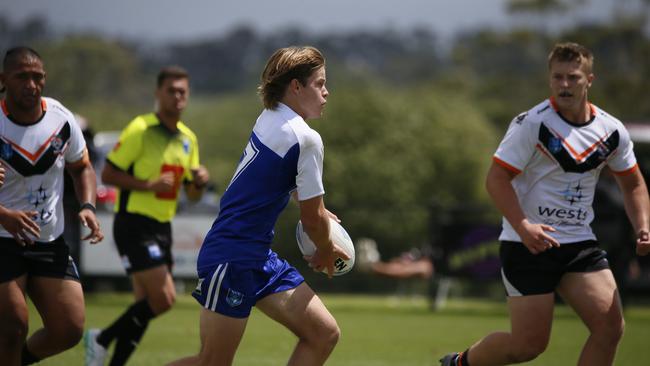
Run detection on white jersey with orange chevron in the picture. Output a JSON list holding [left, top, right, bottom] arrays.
[[0, 97, 86, 242], [494, 98, 637, 244]]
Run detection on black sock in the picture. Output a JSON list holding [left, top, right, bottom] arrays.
[[458, 349, 470, 366], [109, 320, 150, 366], [21, 344, 40, 365], [97, 299, 155, 348]]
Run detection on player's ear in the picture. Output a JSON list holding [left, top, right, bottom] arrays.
[[587, 73, 594, 88], [289, 78, 301, 94]]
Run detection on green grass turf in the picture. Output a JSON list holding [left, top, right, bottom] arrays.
[[28, 293, 650, 365]]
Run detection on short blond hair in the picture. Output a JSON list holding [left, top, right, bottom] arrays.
[[258, 46, 325, 109], [548, 42, 594, 74]]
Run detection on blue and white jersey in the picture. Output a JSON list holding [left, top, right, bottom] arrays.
[[198, 103, 324, 269]]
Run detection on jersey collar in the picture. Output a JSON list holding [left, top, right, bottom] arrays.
[[549, 96, 596, 127], [1, 98, 47, 124], [154, 113, 181, 136], [275, 102, 302, 122]]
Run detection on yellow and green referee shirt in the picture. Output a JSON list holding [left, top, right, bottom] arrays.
[[107, 113, 200, 223]]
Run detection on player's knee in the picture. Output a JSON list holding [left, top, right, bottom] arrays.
[[0, 315, 28, 347], [317, 320, 341, 352], [593, 316, 625, 346], [55, 322, 85, 350], [509, 340, 547, 363], [150, 291, 176, 314]]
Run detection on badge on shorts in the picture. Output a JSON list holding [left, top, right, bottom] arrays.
[[121, 255, 132, 269], [194, 278, 204, 296], [147, 243, 162, 259], [226, 289, 244, 307]]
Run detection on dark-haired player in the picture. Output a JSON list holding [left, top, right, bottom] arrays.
[[84, 66, 209, 366], [0, 46, 103, 366]]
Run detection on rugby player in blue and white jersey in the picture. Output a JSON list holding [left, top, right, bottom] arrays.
[[168, 46, 348, 366], [0, 47, 103, 366], [441, 42, 650, 366]]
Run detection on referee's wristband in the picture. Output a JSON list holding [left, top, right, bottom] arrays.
[[80, 202, 96, 214]]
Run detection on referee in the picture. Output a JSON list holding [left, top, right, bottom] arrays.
[[84, 66, 209, 366]]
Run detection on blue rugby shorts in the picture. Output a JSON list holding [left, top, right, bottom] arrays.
[[192, 251, 304, 318]]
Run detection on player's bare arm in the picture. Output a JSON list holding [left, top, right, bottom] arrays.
[[102, 161, 175, 193], [184, 165, 209, 202], [613, 167, 650, 255], [299, 195, 349, 277], [486, 161, 559, 254], [66, 149, 104, 243]]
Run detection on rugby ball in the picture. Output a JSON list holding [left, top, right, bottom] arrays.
[[296, 218, 355, 276]]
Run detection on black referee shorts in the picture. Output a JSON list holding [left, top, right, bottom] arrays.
[[500, 240, 609, 296], [113, 212, 173, 274]]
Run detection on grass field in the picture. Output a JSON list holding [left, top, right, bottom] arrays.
[[28, 293, 650, 365]]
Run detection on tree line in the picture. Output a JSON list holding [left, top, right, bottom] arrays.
[[1, 10, 649, 265]]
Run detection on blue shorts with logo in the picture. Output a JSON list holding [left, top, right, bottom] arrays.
[[192, 250, 304, 318]]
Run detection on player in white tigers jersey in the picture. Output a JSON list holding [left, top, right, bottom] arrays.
[[0, 96, 87, 241], [440, 43, 650, 366], [493, 97, 637, 244], [0, 47, 103, 366]]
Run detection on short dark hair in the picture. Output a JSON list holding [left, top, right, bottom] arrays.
[[1, 46, 42, 93], [258, 46, 325, 109], [548, 42, 593, 74], [157, 65, 189, 88], [3, 46, 42, 71]]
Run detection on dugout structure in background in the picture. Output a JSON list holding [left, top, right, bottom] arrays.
[[428, 203, 502, 307], [430, 203, 502, 281]]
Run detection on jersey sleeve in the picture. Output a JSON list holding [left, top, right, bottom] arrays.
[[608, 124, 638, 174], [64, 113, 87, 163], [493, 113, 538, 174], [106, 117, 145, 171], [296, 130, 325, 201]]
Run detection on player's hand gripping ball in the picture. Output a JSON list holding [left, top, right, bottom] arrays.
[[296, 218, 355, 276]]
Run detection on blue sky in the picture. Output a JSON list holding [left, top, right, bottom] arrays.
[[1, 0, 622, 41]]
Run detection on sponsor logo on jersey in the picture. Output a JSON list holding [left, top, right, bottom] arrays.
[[596, 144, 610, 161], [51, 136, 64, 154], [536, 105, 551, 114], [515, 112, 527, 124], [548, 137, 562, 153], [537, 206, 588, 220], [561, 181, 585, 205], [26, 184, 49, 208], [0, 142, 13, 160], [226, 289, 244, 307], [182, 138, 190, 154]]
